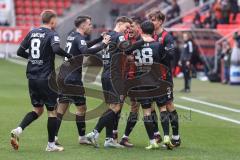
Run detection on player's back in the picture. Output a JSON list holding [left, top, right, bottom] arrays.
[[22, 27, 59, 80], [64, 31, 85, 82], [133, 41, 164, 77]]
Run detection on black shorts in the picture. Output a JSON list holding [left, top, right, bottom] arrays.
[[58, 80, 86, 106], [154, 86, 174, 107], [129, 86, 154, 109], [101, 77, 122, 104], [137, 98, 153, 109], [28, 79, 58, 111], [58, 94, 86, 106]]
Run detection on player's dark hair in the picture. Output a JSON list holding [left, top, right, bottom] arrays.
[[148, 10, 166, 22], [131, 16, 143, 25], [41, 10, 57, 24], [74, 15, 92, 27], [141, 20, 155, 35], [115, 16, 132, 25]]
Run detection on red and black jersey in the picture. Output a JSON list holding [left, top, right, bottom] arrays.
[[121, 34, 141, 80], [154, 30, 175, 83]]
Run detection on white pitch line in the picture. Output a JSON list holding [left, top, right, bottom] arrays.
[[175, 104, 240, 125], [181, 96, 240, 113]]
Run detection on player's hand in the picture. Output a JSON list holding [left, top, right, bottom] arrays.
[[65, 54, 72, 59], [102, 35, 111, 45], [186, 61, 190, 66], [101, 32, 108, 37]]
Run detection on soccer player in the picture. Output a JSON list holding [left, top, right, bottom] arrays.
[[129, 20, 166, 150], [55, 16, 111, 145], [119, 17, 141, 147], [149, 10, 181, 148], [119, 17, 162, 147], [10, 10, 72, 152], [86, 16, 132, 148]]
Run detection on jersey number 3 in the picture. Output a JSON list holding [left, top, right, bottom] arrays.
[[31, 38, 41, 59], [133, 48, 153, 66]]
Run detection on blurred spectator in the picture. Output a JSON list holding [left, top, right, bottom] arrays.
[[203, 10, 218, 28], [212, 0, 223, 23], [229, 0, 239, 23], [192, 11, 203, 28], [194, 0, 209, 6], [220, 0, 231, 24], [166, 0, 181, 22], [220, 40, 231, 84], [179, 32, 194, 92]]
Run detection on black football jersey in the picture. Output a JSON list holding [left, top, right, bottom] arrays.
[[101, 31, 126, 78], [20, 27, 60, 80], [132, 41, 165, 77], [64, 31, 88, 83]]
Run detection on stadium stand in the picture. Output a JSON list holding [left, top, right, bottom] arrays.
[[14, 0, 74, 27]]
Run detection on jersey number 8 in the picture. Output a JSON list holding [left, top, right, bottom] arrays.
[[133, 48, 153, 66], [31, 38, 41, 59]]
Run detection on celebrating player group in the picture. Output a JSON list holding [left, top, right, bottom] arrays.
[[10, 9, 181, 152]]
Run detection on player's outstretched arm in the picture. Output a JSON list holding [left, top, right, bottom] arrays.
[[86, 36, 103, 48], [123, 39, 144, 55], [79, 35, 110, 55], [52, 43, 72, 59]]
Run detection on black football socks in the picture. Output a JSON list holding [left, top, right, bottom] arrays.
[[151, 110, 159, 134], [19, 111, 38, 130], [76, 114, 86, 136], [160, 111, 170, 136], [169, 110, 179, 136], [95, 109, 115, 136], [143, 115, 154, 140], [124, 112, 138, 136], [48, 117, 58, 142], [55, 113, 63, 137]]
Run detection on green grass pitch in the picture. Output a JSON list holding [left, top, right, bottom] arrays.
[[0, 59, 240, 160]]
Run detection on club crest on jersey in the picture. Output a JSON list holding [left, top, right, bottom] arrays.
[[54, 36, 60, 42], [119, 36, 125, 42], [81, 40, 87, 45]]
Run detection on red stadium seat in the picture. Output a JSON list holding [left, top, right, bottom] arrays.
[[25, 20, 33, 27], [64, 1, 71, 9], [48, 1, 56, 9], [40, 1, 48, 9], [25, 15, 33, 21], [56, 1, 64, 8], [57, 8, 64, 16], [24, 0, 32, 8], [32, 1, 39, 8], [16, 7, 24, 15], [16, 20, 24, 26], [16, 15, 25, 21], [33, 8, 41, 15], [25, 7, 33, 15], [15, 0, 24, 8]]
